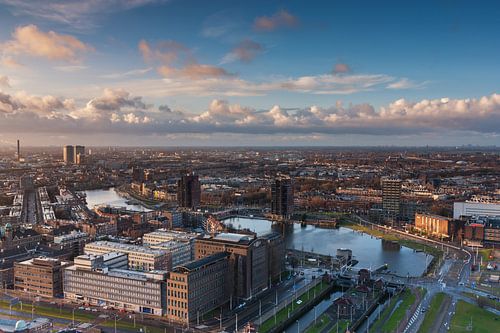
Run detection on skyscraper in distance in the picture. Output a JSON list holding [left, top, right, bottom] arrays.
[[74, 145, 85, 164], [63, 145, 74, 164], [271, 176, 294, 219], [177, 174, 201, 209]]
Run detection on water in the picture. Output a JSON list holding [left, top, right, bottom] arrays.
[[84, 188, 151, 212], [224, 217, 429, 277]]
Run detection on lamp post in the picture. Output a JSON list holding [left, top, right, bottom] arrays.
[[296, 320, 300, 333], [72, 308, 75, 326]]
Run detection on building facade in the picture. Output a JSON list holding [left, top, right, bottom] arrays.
[[381, 177, 402, 222], [84, 241, 171, 271], [14, 257, 69, 297], [194, 232, 284, 299], [271, 177, 294, 219], [453, 202, 500, 219], [63, 255, 166, 315], [177, 174, 201, 209], [166, 252, 229, 324]]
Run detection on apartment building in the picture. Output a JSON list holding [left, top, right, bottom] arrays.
[[63, 254, 166, 316], [84, 241, 171, 271], [166, 252, 229, 324]]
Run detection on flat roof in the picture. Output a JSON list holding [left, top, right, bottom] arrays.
[[86, 241, 166, 256], [175, 252, 228, 272]]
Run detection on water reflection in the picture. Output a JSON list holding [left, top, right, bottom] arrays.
[[84, 188, 151, 212], [224, 217, 429, 277]]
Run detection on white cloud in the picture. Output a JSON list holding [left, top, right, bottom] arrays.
[[1, 85, 498, 138], [0, 75, 10, 88], [100, 67, 152, 79], [387, 78, 428, 90], [0, 0, 166, 30], [1, 25, 92, 63]]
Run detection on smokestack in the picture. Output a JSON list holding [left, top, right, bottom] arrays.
[[17, 139, 20, 161]]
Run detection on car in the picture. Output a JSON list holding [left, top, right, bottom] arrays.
[[91, 308, 98, 312], [78, 306, 85, 310], [458, 282, 464, 286], [85, 307, 91, 311]]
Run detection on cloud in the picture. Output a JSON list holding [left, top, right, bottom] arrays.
[[138, 39, 232, 79], [1, 25, 92, 63], [387, 78, 428, 90], [0, 76, 10, 88], [54, 65, 88, 72], [333, 63, 351, 74], [221, 39, 264, 64], [1, 85, 498, 139], [254, 10, 299, 32], [100, 67, 152, 79], [0, 0, 166, 30]]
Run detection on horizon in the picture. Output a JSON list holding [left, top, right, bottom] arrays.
[[1, 0, 499, 146]]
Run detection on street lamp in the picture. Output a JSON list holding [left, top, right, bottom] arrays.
[[296, 320, 300, 333]]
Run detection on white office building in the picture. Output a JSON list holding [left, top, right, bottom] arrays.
[[453, 202, 500, 219]]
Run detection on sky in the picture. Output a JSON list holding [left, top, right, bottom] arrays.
[[0, 0, 499, 147]]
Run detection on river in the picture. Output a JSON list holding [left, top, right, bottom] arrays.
[[224, 217, 430, 277], [84, 188, 151, 212]]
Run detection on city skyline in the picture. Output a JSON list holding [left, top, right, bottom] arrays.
[[0, 0, 499, 146]]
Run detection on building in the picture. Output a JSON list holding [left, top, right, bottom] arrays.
[[143, 229, 198, 245], [74, 145, 85, 164], [74, 252, 128, 270], [150, 241, 193, 267], [53, 231, 89, 258], [194, 232, 284, 299], [453, 202, 500, 219], [271, 176, 294, 219], [84, 241, 172, 271], [63, 145, 74, 164], [14, 257, 70, 298], [0, 318, 52, 332], [381, 177, 402, 223], [484, 218, 500, 247], [415, 213, 454, 239], [177, 174, 201, 209], [63, 254, 166, 316], [166, 252, 229, 324]]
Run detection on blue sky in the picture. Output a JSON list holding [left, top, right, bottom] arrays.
[[0, 0, 499, 146]]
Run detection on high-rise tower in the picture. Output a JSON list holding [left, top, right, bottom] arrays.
[[177, 174, 201, 209], [271, 176, 294, 219]]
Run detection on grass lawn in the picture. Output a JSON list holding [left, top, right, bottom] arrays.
[[305, 313, 331, 333], [259, 281, 330, 333], [450, 300, 500, 332], [380, 289, 416, 333], [462, 292, 500, 309], [328, 319, 350, 333], [418, 292, 449, 333], [101, 318, 165, 333], [0, 300, 95, 322]]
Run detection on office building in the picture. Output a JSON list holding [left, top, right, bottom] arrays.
[[84, 241, 171, 271], [150, 241, 192, 267], [381, 177, 402, 222], [271, 176, 294, 219], [414, 213, 454, 239], [14, 257, 70, 297], [177, 174, 201, 209], [166, 252, 229, 324], [74, 145, 85, 164], [63, 145, 74, 164], [194, 232, 284, 299], [453, 202, 500, 219], [64, 254, 166, 315]]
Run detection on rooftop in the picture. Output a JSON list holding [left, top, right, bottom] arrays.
[[175, 252, 229, 272], [86, 241, 166, 256]]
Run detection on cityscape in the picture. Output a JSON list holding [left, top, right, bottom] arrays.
[[0, 1, 499, 333]]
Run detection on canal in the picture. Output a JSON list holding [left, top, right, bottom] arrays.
[[85, 187, 151, 212]]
